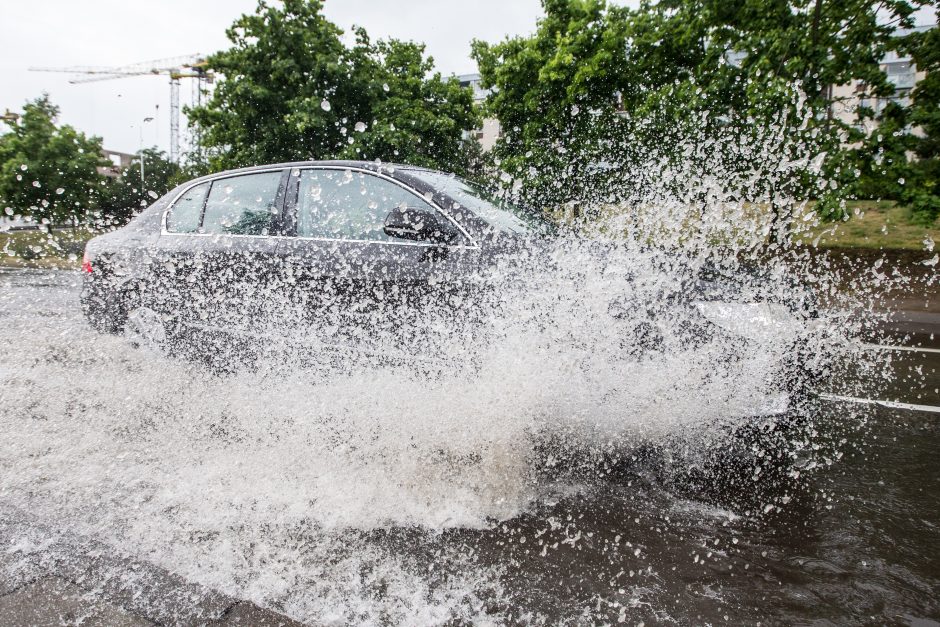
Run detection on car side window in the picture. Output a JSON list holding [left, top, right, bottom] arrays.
[[201, 171, 282, 236], [166, 182, 208, 233], [296, 169, 443, 242]]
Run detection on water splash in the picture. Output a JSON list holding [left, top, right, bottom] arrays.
[[0, 106, 922, 623]]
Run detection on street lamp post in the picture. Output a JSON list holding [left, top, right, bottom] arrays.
[[139, 116, 154, 184]]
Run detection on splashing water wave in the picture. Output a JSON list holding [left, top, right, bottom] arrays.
[[0, 110, 917, 622]]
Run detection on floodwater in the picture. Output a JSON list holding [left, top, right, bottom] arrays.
[[0, 268, 937, 625]]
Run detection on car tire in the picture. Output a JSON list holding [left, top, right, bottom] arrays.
[[81, 286, 128, 334]]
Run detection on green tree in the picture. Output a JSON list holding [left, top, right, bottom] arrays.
[[97, 148, 182, 228], [471, 0, 640, 209], [901, 18, 940, 224], [0, 95, 108, 226], [188, 0, 479, 175], [850, 101, 914, 202], [341, 39, 480, 173], [472, 0, 919, 227], [187, 0, 362, 169], [703, 0, 918, 222]]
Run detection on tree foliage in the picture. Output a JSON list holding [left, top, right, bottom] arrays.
[[188, 0, 480, 175], [701, 0, 918, 220], [98, 148, 182, 228], [901, 19, 940, 223], [472, 0, 926, 223], [0, 95, 108, 225]]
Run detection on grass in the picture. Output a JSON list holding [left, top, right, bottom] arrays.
[[799, 200, 940, 251], [0, 227, 95, 270], [575, 199, 939, 252]]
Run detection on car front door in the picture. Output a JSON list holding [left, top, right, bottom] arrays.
[[277, 166, 480, 358]]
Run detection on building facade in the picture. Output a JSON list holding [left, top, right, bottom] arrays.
[[98, 149, 136, 178], [457, 73, 501, 152], [830, 26, 930, 136]]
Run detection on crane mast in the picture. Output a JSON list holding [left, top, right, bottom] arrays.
[[170, 78, 181, 164]]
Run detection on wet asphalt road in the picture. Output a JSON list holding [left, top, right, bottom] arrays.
[[0, 268, 938, 625]]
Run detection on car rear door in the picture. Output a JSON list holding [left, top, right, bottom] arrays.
[[190, 169, 289, 337], [145, 168, 288, 338], [276, 166, 481, 356]]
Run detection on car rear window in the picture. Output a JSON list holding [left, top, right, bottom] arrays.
[[166, 182, 208, 234], [201, 171, 282, 236]]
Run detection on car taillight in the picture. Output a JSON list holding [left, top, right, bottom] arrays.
[[81, 250, 93, 274]]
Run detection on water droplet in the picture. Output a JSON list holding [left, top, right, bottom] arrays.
[[354, 121, 366, 133], [55, 188, 65, 195], [382, 83, 390, 92], [32, 181, 40, 188], [320, 99, 331, 112]]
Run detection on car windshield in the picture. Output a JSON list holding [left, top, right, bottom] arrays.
[[407, 170, 555, 236]]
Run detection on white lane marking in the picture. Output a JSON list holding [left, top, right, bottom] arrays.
[[819, 393, 940, 414], [861, 343, 940, 354]]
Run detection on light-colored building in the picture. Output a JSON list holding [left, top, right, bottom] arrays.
[[98, 149, 135, 178], [457, 73, 501, 152], [830, 25, 931, 135]]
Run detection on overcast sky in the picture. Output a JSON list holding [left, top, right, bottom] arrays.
[[2, 0, 630, 156]]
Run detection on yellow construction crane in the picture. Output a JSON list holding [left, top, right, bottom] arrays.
[[29, 54, 213, 163]]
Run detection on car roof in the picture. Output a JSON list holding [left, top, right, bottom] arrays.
[[190, 160, 439, 181]]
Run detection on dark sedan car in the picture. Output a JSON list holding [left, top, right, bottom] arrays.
[[81, 160, 825, 497], [82, 161, 553, 347], [82, 160, 816, 407]]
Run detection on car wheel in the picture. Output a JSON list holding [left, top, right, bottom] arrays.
[[124, 307, 168, 351], [81, 286, 128, 334]]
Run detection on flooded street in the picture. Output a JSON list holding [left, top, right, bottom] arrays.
[[4, 0, 940, 623], [0, 267, 938, 625]]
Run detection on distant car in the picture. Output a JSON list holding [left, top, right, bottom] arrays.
[[81, 160, 818, 415]]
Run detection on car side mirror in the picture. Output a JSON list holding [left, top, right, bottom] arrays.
[[384, 206, 458, 244]]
